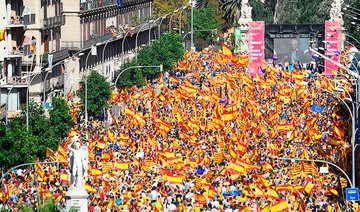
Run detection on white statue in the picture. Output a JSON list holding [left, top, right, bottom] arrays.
[[68, 141, 89, 188], [329, 0, 343, 21], [240, 0, 252, 20]]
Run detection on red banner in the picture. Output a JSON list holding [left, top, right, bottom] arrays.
[[325, 21, 341, 75], [248, 21, 265, 78]]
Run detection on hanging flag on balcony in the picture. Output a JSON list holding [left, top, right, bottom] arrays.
[[0, 30, 6, 41]]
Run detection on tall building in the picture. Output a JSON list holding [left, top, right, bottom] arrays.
[[0, 0, 154, 120], [0, 0, 67, 119]]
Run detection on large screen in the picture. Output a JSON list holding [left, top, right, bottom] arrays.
[[274, 38, 316, 64]]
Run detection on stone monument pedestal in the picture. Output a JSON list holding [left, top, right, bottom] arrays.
[[237, 18, 252, 53], [64, 186, 89, 212]]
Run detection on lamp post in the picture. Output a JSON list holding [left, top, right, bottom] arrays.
[[26, 70, 51, 131], [345, 4, 360, 13], [183, 29, 215, 50], [114, 65, 162, 91], [344, 7, 360, 17], [121, 30, 133, 65], [136, 22, 152, 62], [312, 83, 356, 187], [101, 37, 114, 76], [84, 44, 100, 126], [190, 0, 195, 51], [43, 67, 52, 112], [169, 9, 181, 33], [278, 157, 354, 188], [179, 5, 189, 36]]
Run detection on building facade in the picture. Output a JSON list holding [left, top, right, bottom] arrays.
[[0, 0, 154, 120]]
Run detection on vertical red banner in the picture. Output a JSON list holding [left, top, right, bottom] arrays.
[[325, 21, 341, 75], [248, 21, 265, 78]]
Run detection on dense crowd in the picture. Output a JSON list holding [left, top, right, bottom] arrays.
[[0, 43, 358, 212]]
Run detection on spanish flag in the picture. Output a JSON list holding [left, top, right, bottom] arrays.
[[170, 76, 180, 84], [97, 139, 106, 150], [341, 177, 348, 188], [0, 30, 6, 41], [270, 200, 289, 212], [84, 183, 97, 193], [90, 166, 103, 177], [221, 42, 232, 58], [107, 129, 114, 142], [167, 175, 183, 184], [304, 182, 315, 194], [57, 145, 68, 161], [60, 172, 70, 184], [194, 193, 207, 204]]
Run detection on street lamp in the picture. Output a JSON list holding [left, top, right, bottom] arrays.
[[311, 49, 359, 187], [114, 65, 162, 91], [179, 5, 190, 36], [136, 22, 152, 62], [190, 0, 196, 51], [101, 37, 115, 76], [26, 69, 52, 131], [84, 44, 101, 126], [344, 7, 360, 17], [43, 67, 52, 112], [279, 158, 354, 188], [169, 9, 181, 33], [122, 29, 134, 65], [345, 4, 360, 13]]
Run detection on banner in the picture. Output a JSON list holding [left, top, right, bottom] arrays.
[[248, 21, 265, 78], [235, 28, 241, 53], [325, 21, 341, 75]]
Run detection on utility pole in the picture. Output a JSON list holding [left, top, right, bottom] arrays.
[[190, 0, 196, 51]]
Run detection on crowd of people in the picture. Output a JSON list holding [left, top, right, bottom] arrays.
[[0, 42, 358, 212]]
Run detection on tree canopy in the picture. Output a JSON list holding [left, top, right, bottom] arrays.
[[77, 70, 111, 118], [0, 98, 72, 170], [115, 33, 184, 89]]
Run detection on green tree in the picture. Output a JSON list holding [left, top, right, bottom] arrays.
[[49, 97, 73, 139], [0, 101, 60, 169], [343, 0, 360, 49], [115, 58, 145, 89], [250, 0, 276, 23], [193, 8, 220, 42], [115, 33, 184, 89], [77, 70, 111, 118], [219, 0, 241, 25]]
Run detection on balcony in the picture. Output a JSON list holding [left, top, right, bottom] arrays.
[[42, 16, 66, 29], [7, 14, 36, 28], [80, 0, 141, 11], [61, 33, 114, 50]]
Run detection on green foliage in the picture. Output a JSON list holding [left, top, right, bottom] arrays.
[[49, 97, 72, 139], [115, 33, 184, 89], [344, 1, 360, 49], [193, 8, 220, 42], [77, 70, 111, 118], [219, 0, 241, 25], [250, 0, 276, 23], [0, 98, 72, 170], [19, 198, 63, 212]]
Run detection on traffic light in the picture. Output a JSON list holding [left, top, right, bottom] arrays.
[[357, 25, 359, 32]]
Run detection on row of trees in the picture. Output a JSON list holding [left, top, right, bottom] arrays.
[[0, 98, 73, 170], [114, 33, 185, 89]]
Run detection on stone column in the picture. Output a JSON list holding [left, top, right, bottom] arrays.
[[328, 0, 344, 49], [64, 187, 89, 212], [237, 0, 253, 53]]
